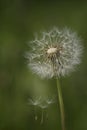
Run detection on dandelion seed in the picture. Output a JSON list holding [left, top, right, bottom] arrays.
[[26, 27, 83, 78], [46, 96, 56, 105], [28, 96, 42, 121], [28, 96, 41, 106], [28, 96, 55, 108], [28, 96, 56, 123]]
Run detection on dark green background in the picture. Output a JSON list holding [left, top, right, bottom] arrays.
[[0, 1, 87, 130]]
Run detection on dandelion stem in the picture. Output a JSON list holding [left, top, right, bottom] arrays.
[[56, 78, 65, 130]]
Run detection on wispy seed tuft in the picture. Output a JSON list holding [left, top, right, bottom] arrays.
[[26, 27, 83, 78]]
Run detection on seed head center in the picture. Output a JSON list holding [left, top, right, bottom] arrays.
[[47, 47, 57, 54]]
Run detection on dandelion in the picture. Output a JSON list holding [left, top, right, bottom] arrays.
[[26, 27, 83, 79], [26, 27, 83, 130]]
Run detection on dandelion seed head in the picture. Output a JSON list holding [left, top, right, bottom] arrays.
[[26, 27, 83, 78]]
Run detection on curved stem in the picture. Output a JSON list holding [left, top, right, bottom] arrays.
[[56, 78, 65, 130]]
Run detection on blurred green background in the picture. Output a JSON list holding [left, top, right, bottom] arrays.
[[0, 0, 87, 130]]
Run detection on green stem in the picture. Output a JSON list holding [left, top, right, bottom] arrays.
[[56, 78, 65, 130]]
